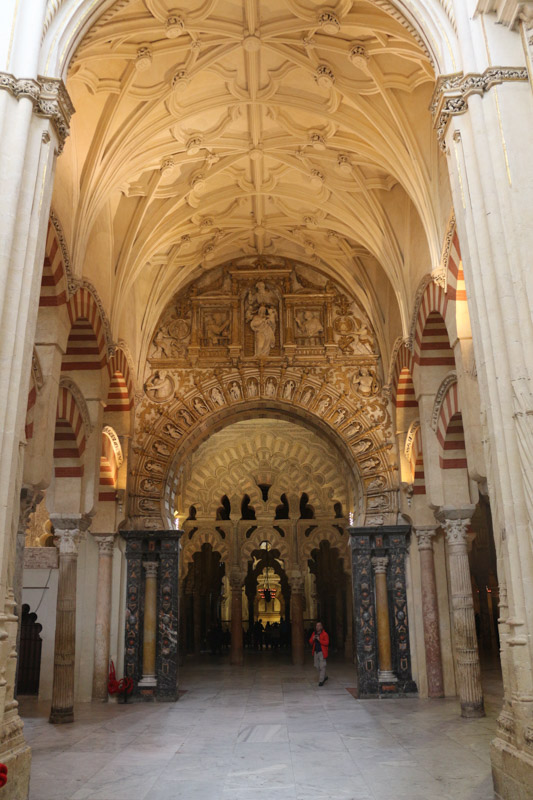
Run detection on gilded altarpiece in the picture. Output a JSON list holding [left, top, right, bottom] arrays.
[[131, 258, 398, 530]]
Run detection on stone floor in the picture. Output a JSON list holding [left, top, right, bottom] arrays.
[[20, 653, 502, 800]]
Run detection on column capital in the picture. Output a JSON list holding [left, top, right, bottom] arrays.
[[50, 512, 93, 533], [371, 556, 389, 574], [143, 560, 159, 578], [414, 526, 438, 551], [0, 72, 75, 153], [92, 534, 115, 557], [288, 570, 304, 594], [435, 506, 475, 548], [228, 571, 244, 591]]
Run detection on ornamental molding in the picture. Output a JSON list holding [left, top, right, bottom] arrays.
[[404, 419, 420, 461], [439, 210, 456, 276], [430, 66, 529, 150], [383, 336, 406, 394], [0, 72, 74, 153], [103, 425, 124, 468], [31, 348, 44, 392], [49, 209, 74, 289], [431, 371, 457, 431], [59, 376, 93, 436], [75, 278, 116, 357], [476, 1, 533, 28]]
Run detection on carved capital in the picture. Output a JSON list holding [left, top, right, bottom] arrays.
[[93, 535, 115, 557], [228, 571, 244, 591], [371, 556, 389, 574], [54, 529, 81, 556], [436, 507, 475, 549], [143, 560, 159, 578], [430, 67, 528, 150], [414, 526, 438, 551], [0, 72, 74, 153]]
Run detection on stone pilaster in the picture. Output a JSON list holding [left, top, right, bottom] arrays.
[[289, 572, 305, 666], [229, 572, 244, 666], [436, 507, 484, 718], [372, 556, 397, 686], [91, 535, 115, 701], [414, 526, 444, 698], [139, 561, 158, 688], [49, 514, 91, 724]]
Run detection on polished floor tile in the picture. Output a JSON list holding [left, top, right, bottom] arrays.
[[20, 652, 501, 800]]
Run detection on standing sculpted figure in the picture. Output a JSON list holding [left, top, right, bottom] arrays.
[[249, 305, 277, 357]]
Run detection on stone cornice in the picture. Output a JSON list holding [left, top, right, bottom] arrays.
[[476, 0, 533, 27], [0, 72, 74, 153], [430, 66, 529, 149]]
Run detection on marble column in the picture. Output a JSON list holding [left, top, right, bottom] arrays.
[[139, 561, 158, 687], [229, 573, 243, 666], [193, 590, 202, 655], [436, 508, 484, 718], [344, 573, 354, 662], [91, 535, 115, 701], [414, 526, 444, 698], [372, 556, 396, 684], [49, 515, 90, 724], [290, 575, 305, 666]]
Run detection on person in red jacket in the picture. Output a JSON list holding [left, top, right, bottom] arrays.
[[309, 621, 329, 686]]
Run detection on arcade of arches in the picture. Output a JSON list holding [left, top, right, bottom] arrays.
[[0, 0, 533, 798]]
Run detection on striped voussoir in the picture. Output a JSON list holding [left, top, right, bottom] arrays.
[[446, 231, 466, 303], [437, 382, 467, 470], [412, 428, 426, 494], [62, 289, 107, 371], [391, 344, 416, 408], [54, 386, 86, 478], [106, 349, 134, 411], [39, 221, 68, 307]]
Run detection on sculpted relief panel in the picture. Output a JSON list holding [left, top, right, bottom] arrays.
[[132, 258, 397, 529]]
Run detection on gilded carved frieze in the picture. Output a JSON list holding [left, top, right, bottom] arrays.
[[131, 259, 398, 528]]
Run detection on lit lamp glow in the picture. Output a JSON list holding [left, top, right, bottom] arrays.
[[348, 512, 354, 526], [173, 510, 180, 530]]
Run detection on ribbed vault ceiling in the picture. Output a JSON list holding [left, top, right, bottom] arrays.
[[56, 0, 447, 350]]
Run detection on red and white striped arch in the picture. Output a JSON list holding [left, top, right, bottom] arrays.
[[436, 381, 467, 471], [54, 386, 87, 478], [446, 230, 466, 303], [391, 343, 417, 409], [413, 282, 454, 369], [62, 288, 107, 371], [39, 220, 68, 307], [106, 348, 134, 412]]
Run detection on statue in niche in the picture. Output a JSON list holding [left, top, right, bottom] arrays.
[[317, 396, 331, 415], [264, 377, 276, 397], [334, 408, 347, 425], [151, 329, 173, 359], [344, 421, 362, 437], [211, 387, 225, 406], [367, 475, 386, 491], [145, 370, 174, 403], [162, 423, 181, 440], [145, 460, 164, 475], [152, 440, 170, 457], [245, 281, 278, 357], [151, 315, 189, 359], [193, 397, 208, 415], [229, 382, 241, 401], [140, 478, 160, 494], [367, 495, 388, 511], [361, 456, 380, 473], [249, 305, 277, 357], [353, 438, 372, 456], [283, 380, 295, 400], [352, 367, 378, 396], [301, 387, 314, 405], [178, 409, 193, 427], [204, 311, 230, 346], [139, 498, 159, 513], [247, 379, 258, 397], [296, 310, 323, 344]]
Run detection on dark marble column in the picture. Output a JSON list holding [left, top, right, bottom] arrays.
[[121, 530, 182, 701], [349, 526, 416, 698], [229, 572, 244, 666]]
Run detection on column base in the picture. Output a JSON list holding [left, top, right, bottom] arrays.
[[491, 736, 533, 800], [461, 700, 485, 719], [0, 711, 31, 799], [49, 706, 74, 724], [138, 675, 157, 687]]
